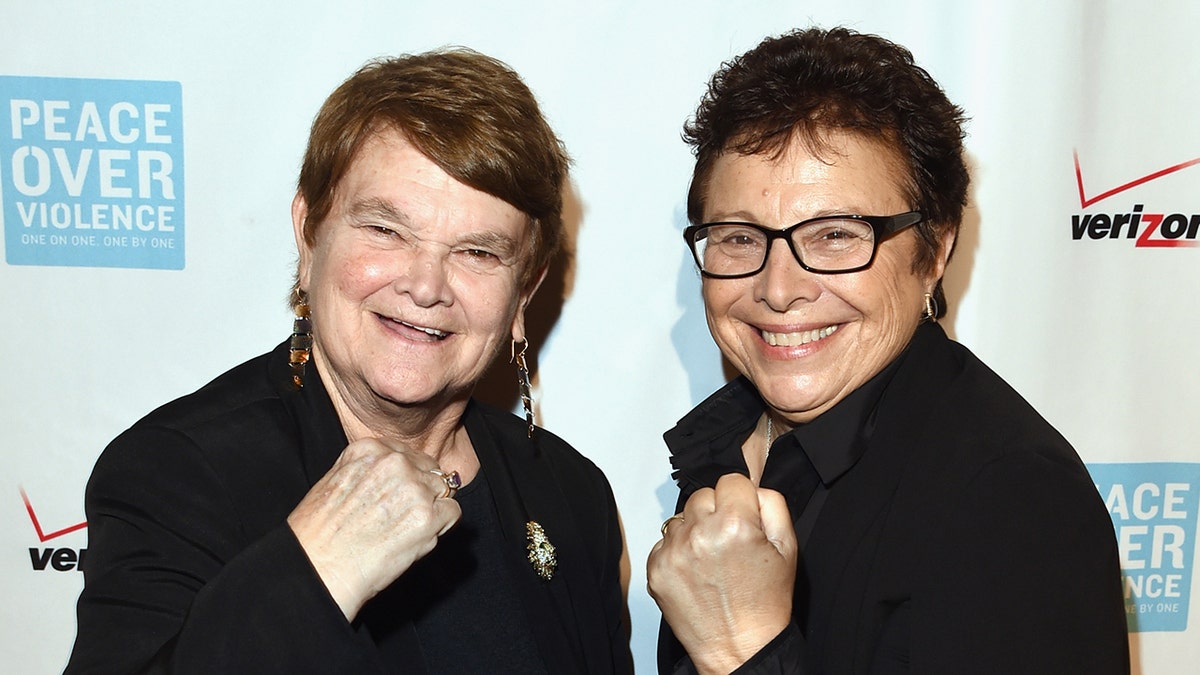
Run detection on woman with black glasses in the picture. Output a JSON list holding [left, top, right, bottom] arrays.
[[648, 27, 1129, 674]]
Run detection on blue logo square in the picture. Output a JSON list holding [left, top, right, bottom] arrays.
[[1, 76, 185, 269], [1089, 462, 1200, 632]]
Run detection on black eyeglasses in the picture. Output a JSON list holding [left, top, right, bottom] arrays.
[[683, 211, 923, 278]]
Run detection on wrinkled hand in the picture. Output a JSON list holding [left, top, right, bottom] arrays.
[[287, 438, 462, 620], [647, 473, 797, 674]]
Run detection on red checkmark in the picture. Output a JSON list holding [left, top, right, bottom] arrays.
[[20, 487, 87, 542], [1075, 151, 1200, 208]]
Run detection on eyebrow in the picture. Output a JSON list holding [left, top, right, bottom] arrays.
[[704, 209, 758, 223], [705, 207, 871, 224], [348, 197, 522, 258], [348, 197, 409, 226]]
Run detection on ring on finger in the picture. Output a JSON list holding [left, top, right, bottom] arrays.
[[429, 469, 462, 499], [660, 513, 685, 537]]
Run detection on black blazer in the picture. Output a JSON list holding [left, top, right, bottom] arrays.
[[66, 341, 632, 674], [661, 323, 1129, 674]]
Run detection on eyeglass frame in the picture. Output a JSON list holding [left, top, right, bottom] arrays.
[[683, 210, 924, 278]]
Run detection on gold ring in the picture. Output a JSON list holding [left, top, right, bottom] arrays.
[[660, 514, 685, 537], [429, 469, 462, 499]]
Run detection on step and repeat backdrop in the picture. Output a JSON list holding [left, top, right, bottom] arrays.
[[2, 1, 1197, 672]]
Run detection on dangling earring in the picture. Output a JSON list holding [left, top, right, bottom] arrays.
[[290, 290, 312, 388], [511, 338, 535, 437], [921, 292, 939, 323], [509, 338, 553, 577]]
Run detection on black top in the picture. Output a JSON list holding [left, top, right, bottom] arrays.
[[659, 322, 1129, 674], [668, 350, 902, 556], [370, 471, 545, 674], [66, 340, 632, 674]]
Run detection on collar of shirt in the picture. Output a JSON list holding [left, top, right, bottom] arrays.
[[666, 331, 917, 500]]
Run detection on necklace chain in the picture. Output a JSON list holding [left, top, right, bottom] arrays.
[[765, 414, 774, 461]]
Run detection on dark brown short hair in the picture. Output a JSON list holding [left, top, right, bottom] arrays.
[[293, 48, 569, 303], [684, 27, 969, 317]]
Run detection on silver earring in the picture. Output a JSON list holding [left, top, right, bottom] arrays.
[[921, 292, 939, 322], [511, 338, 535, 437]]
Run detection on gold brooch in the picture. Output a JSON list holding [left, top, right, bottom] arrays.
[[526, 521, 557, 580]]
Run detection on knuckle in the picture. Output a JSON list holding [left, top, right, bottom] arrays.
[[340, 439, 385, 466], [718, 513, 748, 536], [406, 501, 437, 530]]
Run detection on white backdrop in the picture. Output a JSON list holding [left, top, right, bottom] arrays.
[[2, 1, 1198, 672]]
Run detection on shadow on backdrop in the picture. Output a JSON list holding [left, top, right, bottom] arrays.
[[473, 179, 582, 415], [939, 152, 982, 340], [659, 203, 728, 518]]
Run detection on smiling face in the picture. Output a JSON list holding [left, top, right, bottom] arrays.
[[294, 127, 538, 428], [700, 131, 951, 424]]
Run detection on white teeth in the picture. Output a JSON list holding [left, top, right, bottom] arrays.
[[761, 324, 838, 347], [400, 321, 448, 339]]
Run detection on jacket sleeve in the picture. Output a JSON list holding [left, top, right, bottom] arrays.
[[660, 621, 806, 675], [64, 425, 384, 675], [913, 447, 1130, 674], [600, 477, 636, 674]]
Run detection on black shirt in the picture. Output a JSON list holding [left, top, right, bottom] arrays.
[[666, 344, 907, 543], [369, 470, 547, 674]]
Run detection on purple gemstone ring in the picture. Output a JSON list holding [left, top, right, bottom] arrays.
[[429, 469, 462, 499]]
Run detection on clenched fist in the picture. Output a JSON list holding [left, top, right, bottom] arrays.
[[288, 437, 463, 620], [647, 473, 797, 674]]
